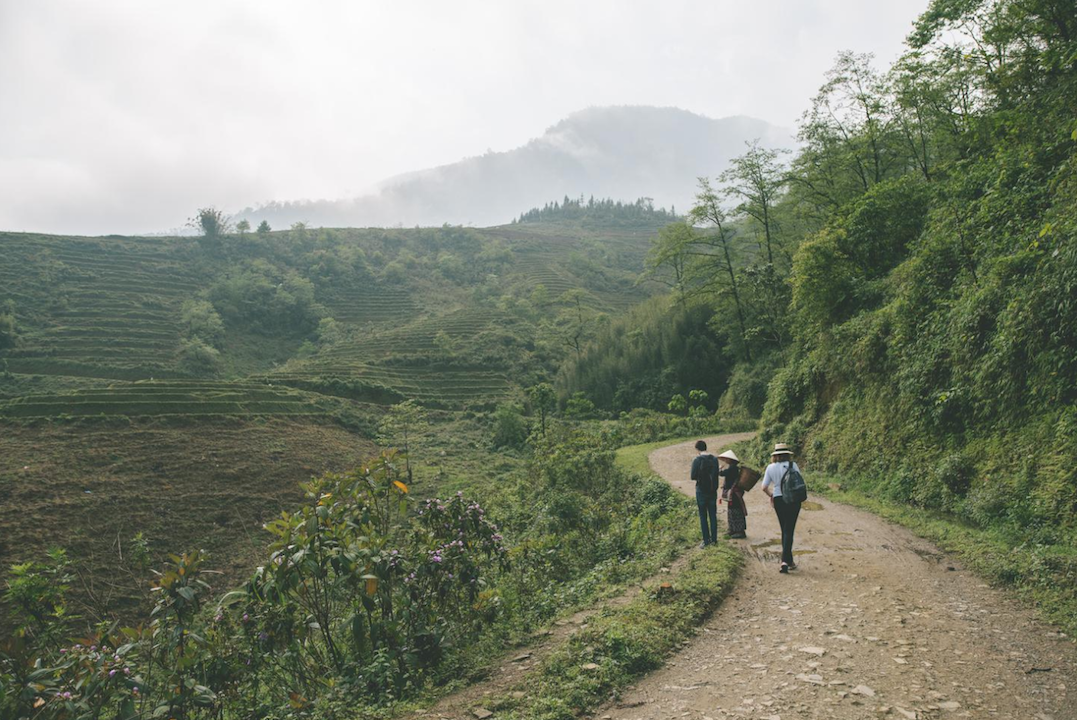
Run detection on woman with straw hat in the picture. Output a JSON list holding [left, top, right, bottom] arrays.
[[717, 450, 746, 539], [761, 443, 803, 573]]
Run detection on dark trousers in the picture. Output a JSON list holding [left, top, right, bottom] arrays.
[[697, 491, 718, 545], [773, 496, 802, 565]]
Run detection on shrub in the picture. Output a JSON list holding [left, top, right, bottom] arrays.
[[177, 338, 222, 377], [491, 403, 529, 450]]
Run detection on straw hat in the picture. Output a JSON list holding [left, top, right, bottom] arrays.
[[716, 450, 739, 462], [772, 443, 793, 456]]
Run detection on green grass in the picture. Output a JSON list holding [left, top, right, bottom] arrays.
[[613, 436, 695, 476], [0, 382, 331, 418], [427, 436, 743, 720], [481, 545, 740, 720]]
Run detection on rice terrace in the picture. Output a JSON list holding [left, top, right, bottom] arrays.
[[3, 1, 1077, 719]]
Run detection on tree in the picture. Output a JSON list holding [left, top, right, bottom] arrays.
[[256, 220, 272, 235], [689, 178, 752, 361], [179, 299, 225, 348], [667, 393, 687, 416], [554, 289, 601, 362], [527, 383, 557, 437], [791, 52, 899, 217], [177, 338, 222, 376], [643, 221, 696, 305], [378, 400, 428, 483], [189, 207, 230, 238], [720, 141, 790, 265], [491, 403, 529, 449], [236, 219, 251, 235]]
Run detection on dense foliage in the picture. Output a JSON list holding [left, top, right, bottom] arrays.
[[515, 196, 677, 227], [1, 417, 701, 718], [565, 0, 1077, 613], [557, 298, 732, 412], [757, 0, 1077, 540]]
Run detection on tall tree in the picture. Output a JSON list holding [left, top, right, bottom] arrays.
[[720, 141, 790, 265], [689, 178, 752, 361]]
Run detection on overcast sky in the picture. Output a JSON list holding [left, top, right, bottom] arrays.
[[0, 0, 929, 235]]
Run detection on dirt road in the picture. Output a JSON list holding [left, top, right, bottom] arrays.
[[600, 436, 1077, 720]]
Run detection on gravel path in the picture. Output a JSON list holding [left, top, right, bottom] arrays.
[[600, 435, 1077, 720]]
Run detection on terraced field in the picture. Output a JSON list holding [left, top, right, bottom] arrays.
[[267, 307, 517, 407], [1, 233, 196, 378], [0, 220, 659, 624], [318, 282, 417, 324], [0, 381, 330, 419], [0, 418, 377, 623]]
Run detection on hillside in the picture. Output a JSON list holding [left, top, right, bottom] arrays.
[[561, 0, 1077, 629], [0, 211, 662, 621], [239, 106, 790, 229]]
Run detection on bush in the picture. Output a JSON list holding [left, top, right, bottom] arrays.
[[491, 403, 529, 449], [180, 299, 225, 348], [177, 338, 222, 377]]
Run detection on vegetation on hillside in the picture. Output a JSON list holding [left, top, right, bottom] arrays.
[[566, 0, 1077, 624], [0, 417, 721, 719], [514, 196, 677, 227]]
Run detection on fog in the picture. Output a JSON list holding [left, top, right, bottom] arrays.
[[0, 0, 929, 235]]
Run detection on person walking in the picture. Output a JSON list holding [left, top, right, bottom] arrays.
[[761, 443, 803, 573], [717, 450, 746, 539], [690, 440, 720, 547]]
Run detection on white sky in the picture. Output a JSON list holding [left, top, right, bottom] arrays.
[[0, 0, 929, 235]]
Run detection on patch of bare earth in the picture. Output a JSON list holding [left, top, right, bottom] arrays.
[[597, 436, 1077, 720]]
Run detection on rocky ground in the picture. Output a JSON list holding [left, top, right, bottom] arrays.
[[598, 436, 1077, 720]]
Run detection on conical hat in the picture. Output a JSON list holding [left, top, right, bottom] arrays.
[[716, 450, 739, 462]]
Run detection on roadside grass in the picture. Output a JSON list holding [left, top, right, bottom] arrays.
[[810, 479, 1077, 638], [419, 438, 742, 720], [485, 544, 740, 720], [614, 435, 698, 477]]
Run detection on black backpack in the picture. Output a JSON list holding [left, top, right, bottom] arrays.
[[697, 454, 720, 494], [781, 461, 808, 503]]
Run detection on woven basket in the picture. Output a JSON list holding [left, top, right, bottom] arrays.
[[736, 466, 761, 492]]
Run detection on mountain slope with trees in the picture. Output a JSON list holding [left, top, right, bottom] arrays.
[[564, 0, 1077, 626]]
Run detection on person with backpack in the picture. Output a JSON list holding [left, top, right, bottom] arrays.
[[690, 440, 720, 547], [717, 450, 747, 539], [760, 443, 807, 573]]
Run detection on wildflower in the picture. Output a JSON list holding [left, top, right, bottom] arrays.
[[132, 687, 139, 695], [242, 613, 249, 623], [109, 669, 117, 677], [124, 668, 131, 675]]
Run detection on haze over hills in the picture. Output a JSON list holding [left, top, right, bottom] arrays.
[[239, 106, 792, 229]]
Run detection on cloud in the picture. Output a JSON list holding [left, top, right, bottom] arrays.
[[0, 0, 929, 235]]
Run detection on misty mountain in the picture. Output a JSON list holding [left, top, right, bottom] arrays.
[[239, 106, 793, 229]]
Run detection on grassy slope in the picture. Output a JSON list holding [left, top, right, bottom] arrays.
[[0, 220, 657, 624], [0, 417, 376, 622], [472, 439, 740, 720]]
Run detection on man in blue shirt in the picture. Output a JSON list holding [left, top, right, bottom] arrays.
[[690, 440, 720, 547]]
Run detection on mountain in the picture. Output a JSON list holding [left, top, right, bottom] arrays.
[[239, 106, 792, 228]]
